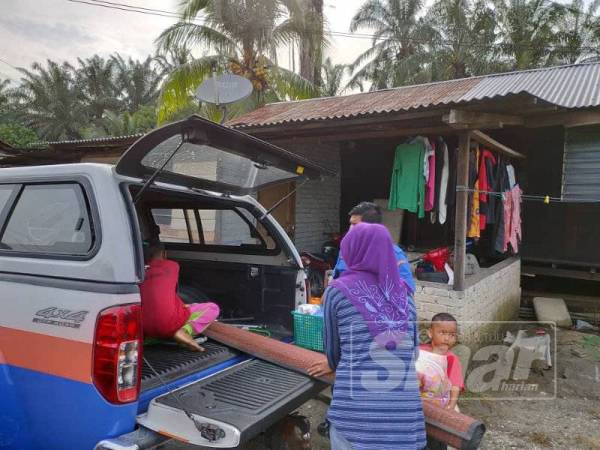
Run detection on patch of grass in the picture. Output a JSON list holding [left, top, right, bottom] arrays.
[[582, 335, 600, 362], [529, 431, 553, 447]]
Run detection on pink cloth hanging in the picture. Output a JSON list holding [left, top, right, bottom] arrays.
[[425, 138, 436, 212], [503, 185, 522, 253]]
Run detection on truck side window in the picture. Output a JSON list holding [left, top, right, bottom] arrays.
[[0, 183, 94, 256], [0, 185, 15, 213]]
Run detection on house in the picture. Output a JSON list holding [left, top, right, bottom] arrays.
[[226, 62, 600, 343], [3, 62, 599, 344]]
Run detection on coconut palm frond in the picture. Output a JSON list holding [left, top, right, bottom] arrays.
[[157, 55, 226, 123]]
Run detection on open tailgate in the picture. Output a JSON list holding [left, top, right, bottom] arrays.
[[137, 359, 324, 447]]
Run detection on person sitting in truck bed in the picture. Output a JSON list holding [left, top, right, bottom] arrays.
[[140, 241, 220, 352]]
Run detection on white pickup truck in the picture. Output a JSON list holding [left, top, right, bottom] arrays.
[[0, 115, 330, 449]]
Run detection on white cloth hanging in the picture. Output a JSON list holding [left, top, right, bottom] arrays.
[[506, 164, 516, 189], [438, 140, 450, 224]]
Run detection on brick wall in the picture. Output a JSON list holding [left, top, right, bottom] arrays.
[[414, 258, 522, 348], [283, 142, 342, 252]]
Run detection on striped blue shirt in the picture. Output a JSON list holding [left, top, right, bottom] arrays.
[[323, 287, 426, 450]]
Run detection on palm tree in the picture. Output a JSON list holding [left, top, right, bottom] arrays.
[[493, 0, 562, 69], [348, 0, 433, 90], [284, 0, 326, 86], [551, 0, 600, 64], [321, 57, 347, 96], [15, 60, 86, 140], [75, 55, 120, 124], [154, 46, 194, 78], [427, 0, 500, 80], [112, 55, 162, 113], [155, 0, 318, 123], [0, 79, 10, 107], [0, 78, 12, 119], [102, 105, 157, 136]]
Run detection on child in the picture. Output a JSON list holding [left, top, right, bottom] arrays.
[[416, 313, 464, 411], [140, 242, 219, 352]]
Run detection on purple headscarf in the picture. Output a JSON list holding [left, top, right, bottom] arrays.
[[330, 223, 410, 347]]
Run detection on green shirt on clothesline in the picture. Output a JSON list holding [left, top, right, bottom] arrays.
[[388, 142, 426, 218]]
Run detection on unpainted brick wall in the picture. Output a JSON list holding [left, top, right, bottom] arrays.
[[414, 258, 522, 348], [283, 142, 342, 252]]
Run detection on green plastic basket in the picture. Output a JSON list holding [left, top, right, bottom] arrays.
[[292, 311, 324, 352]]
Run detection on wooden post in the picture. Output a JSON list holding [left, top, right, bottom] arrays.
[[454, 132, 471, 291]]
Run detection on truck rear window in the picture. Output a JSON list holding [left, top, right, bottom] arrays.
[[0, 183, 95, 256], [151, 207, 276, 250]]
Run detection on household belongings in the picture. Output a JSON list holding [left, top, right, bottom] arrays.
[[503, 330, 553, 373], [465, 253, 480, 275], [388, 136, 522, 255], [415, 247, 451, 283], [533, 297, 572, 328], [292, 304, 324, 352]]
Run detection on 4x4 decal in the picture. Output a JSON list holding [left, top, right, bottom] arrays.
[[33, 307, 89, 329]]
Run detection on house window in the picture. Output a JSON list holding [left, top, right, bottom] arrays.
[[563, 126, 600, 201]]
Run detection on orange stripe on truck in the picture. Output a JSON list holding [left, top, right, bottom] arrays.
[[0, 326, 92, 383]]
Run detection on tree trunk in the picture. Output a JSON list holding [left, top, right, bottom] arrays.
[[298, 0, 323, 87]]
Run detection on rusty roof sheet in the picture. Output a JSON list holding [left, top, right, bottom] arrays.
[[229, 62, 600, 129]]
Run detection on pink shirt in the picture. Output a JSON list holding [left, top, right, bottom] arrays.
[[425, 139, 436, 212], [419, 343, 464, 389]]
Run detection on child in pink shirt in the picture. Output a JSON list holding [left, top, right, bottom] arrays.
[[416, 313, 464, 410]]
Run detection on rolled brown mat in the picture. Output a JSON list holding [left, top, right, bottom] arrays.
[[204, 322, 335, 384], [204, 322, 485, 449]]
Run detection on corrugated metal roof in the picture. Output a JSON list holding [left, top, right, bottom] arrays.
[[462, 62, 600, 108], [229, 62, 600, 129]]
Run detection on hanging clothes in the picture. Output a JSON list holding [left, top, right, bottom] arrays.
[[434, 138, 445, 205], [493, 157, 511, 254], [410, 136, 433, 182], [446, 146, 458, 230], [388, 142, 426, 218], [425, 138, 436, 212], [506, 164, 517, 189], [503, 185, 522, 253], [438, 140, 450, 225], [484, 151, 499, 226], [478, 150, 497, 231], [467, 148, 480, 238]]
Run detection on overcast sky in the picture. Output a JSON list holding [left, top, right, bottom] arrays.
[[0, 0, 371, 83]]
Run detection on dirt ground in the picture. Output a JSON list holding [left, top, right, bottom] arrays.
[[161, 325, 600, 450]]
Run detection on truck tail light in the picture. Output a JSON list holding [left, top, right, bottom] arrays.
[[93, 304, 142, 404]]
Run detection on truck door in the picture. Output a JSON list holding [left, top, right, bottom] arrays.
[[0, 176, 142, 450]]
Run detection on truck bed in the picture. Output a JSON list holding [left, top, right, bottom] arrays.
[[141, 341, 239, 391]]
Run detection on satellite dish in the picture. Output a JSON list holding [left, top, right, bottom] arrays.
[[195, 73, 253, 106]]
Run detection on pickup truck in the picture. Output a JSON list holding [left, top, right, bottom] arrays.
[[0, 116, 330, 449]]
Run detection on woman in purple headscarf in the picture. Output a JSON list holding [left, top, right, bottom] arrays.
[[308, 223, 426, 450]]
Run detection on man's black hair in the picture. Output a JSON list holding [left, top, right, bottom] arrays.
[[349, 201, 383, 224], [430, 312, 457, 323]]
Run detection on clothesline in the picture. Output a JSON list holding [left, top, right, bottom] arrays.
[[456, 186, 600, 204]]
